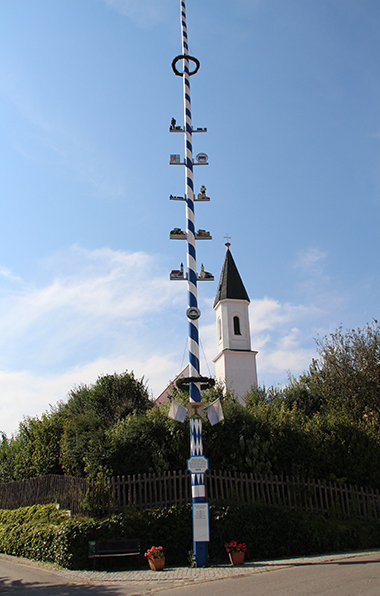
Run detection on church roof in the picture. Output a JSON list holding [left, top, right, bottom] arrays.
[[213, 247, 250, 307]]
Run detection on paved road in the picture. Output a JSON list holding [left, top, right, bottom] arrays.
[[0, 551, 379, 595]]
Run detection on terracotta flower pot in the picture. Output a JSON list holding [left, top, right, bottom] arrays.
[[229, 551, 245, 566], [148, 557, 165, 571]]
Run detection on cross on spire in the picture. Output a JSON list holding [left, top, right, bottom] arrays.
[[224, 233, 231, 249]]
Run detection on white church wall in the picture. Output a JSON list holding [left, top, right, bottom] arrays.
[[214, 349, 257, 403]]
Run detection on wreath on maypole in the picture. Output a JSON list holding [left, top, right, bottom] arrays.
[[176, 376, 215, 391], [171, 54, 200, 77]]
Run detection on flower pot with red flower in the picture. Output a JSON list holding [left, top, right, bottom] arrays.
[[144, 546, 165, 571], [225, 540, 247, 565]]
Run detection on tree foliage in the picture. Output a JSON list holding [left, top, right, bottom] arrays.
[[0, 412, 65, 481], [0, 370, 151, 481], [1, 323, 380, 489], [60, 371, 151, 423], [283, 320, 380, 419]]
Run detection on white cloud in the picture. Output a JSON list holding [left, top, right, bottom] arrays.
[[255, 327, 315, 377], [0, 247, 181, 341], [0, 246, 189, 436], [198, 321, 217, 378], [0, 352, 181, 438], [246, 248, 351, 385], [291, 248, 347, 321], [201, 297, 319, 387], [294, 247, 327, 276], [0, 268, 22, 283], [249, 297, 320, 384], [249, 296, 321, 333], [0, 245, 342, 435]]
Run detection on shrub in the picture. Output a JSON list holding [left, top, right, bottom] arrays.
[[1, 502, 380, 570]]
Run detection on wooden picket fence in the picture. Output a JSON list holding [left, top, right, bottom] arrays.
[[0, 474, 88, 515], [1, 471, 380, 520]]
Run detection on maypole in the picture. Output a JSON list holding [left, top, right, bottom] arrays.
[[169, 0, 215, 568]]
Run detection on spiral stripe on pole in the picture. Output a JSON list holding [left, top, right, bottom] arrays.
[[179, 1, 201, 405], [179, 0, 204, 502], [173, 0, 208, 561]]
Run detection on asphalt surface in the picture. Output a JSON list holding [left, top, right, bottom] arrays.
[[0, 550, 379, 595]]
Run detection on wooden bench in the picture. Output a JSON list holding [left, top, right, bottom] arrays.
[[88, 538, 140, 569]]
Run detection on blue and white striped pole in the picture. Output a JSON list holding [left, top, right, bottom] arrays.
[[179, 1, 200, 403], [172, 0, 208, 567]]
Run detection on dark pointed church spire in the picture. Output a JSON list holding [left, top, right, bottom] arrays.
[[213, 244, 250, 308]]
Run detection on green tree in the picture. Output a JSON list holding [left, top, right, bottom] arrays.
[[300, 321, 380, 420], [60, 370, 151, 424], [58, 370, 152, 477], [0, 370, 152, 481], [0, 412, 65, 481], [105, 406, 189, 476], [60, 411, 104, 477], [0, 433, 15, 482]]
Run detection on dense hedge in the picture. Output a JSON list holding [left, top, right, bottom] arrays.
[[0, 503, 379, 570], [3, 385, 380, 491], [0, 503, 193, 569], [209, 501, 380, 562]]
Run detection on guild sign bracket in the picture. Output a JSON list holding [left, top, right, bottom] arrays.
[[187, 402, 205, 419]]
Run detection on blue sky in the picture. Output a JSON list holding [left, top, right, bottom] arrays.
[[0, 0, 379, 436]]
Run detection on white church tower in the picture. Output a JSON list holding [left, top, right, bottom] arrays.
[[213, 241, 257, 402]]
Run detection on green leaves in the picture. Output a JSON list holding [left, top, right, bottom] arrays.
[[0, 370, 151, 482], [1, 335, 380, 491], [303, 321, 380, 420]]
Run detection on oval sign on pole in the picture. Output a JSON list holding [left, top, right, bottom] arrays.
[[187, 306, 201, 320], [196, 153, 208, 163]]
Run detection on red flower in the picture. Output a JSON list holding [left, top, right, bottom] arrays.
[[225, 540, 247, 554], [144, 546, 165, 559]]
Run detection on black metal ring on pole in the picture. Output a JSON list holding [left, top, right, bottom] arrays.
[[172, 55, 200, 77], [176, 376, 215, 391]]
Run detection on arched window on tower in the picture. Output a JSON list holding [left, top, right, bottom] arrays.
[[233, 316, 241, 335], [218, 317, 222, 341]]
